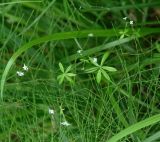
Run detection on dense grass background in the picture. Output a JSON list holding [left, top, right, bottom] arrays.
[[0, 0, 160, 142]]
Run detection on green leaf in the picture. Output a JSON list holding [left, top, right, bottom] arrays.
[[65, 76, 74, 84], [96, 70, 102, 83], [57, 75, 62, 80], [59, 62, 64, 73], [85, 67, 98, 73], [120, 34, 124, 39], [57, 74, 64, 84], [101, 52, 110, 65], [65, 65, 72, 73], [66, 73, 76, 77], [102, 66, 117, 72], [101, 69, 110, 81]]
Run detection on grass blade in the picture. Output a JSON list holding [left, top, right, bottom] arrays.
[[1, 28, 160, 99], [107, 114, 160, 142], [143, 131, 160, 142]]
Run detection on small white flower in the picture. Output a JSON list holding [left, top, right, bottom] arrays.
[[60, 121, 71, 126], [23, 64, 28, 71], [49, 108, 54, 115], [17, 71, 24, 76], [88, 33, 94, 37], [77, 50, 82, 54], [123, 17, 127, 20], [93, 57, 97, 63], [129, 20, 133, 25]]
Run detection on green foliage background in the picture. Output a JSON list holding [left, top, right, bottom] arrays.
[[0, 0, 160, 141]]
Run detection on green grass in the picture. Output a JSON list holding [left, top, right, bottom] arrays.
[[0, 0, 160, 142]]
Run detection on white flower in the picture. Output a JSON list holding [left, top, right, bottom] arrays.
[[88, 33, 94, 37], [60, 121, 71, 126], [23, 64, 28, 71], [93, 57, 97, 63], [49, 108, 54, 115], [123, 17, 127, 20], [129, 20, 133, 25], [77, 50, 83, 56], [17, 71, 24, 76], [77, 50, 82, 54]]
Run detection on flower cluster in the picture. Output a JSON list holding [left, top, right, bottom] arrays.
[[17, 64, 28, 77], [123, 16, 134, 25], [60, 121, 71, 126], [49, 108, 71, 127]]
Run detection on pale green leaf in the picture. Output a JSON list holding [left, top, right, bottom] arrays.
[[101, 52, 110, 65], [66, 73, 76, 77], [65, 76, 74, 84], [57, 74, 64, 84], [85, 67, 98, 73], [57, 75, 62, 80], [96, 70, 101, 83], [102, 66, 117, 72], [120, 34, 124, 39], [59, 62, 64, 73], [101, 69, 110, 81], [65, 65, 72, 73]]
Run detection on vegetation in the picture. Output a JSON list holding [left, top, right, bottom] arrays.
[[0, 0, 160, 141]]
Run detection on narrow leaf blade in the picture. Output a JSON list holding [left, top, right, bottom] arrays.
[[96, 70, 102, 83], [59, 62, 64, 73], [102, 66, 117, 72]]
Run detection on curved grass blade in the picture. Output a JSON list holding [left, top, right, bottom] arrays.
[[1, 28, 160, 99], [0, 29, 120, 99], [107, 114, 160, 142], [82, 2, 160, 12], [66, 27, 160, 61], [143, 131, 160, 142]]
